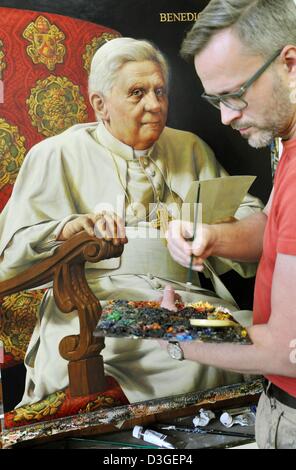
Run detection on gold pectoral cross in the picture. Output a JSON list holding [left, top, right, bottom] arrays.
[[151, 204, 174, 238]]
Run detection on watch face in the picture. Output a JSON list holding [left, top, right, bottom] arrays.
[[167, 341, 184, 361]]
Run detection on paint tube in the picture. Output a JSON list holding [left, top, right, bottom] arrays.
[[220, 409, 256, 428], [132, 425, 175, 449], [193, 408, 216, 427]]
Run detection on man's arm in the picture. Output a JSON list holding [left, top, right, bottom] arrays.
[[165, 189, 296, 377], [167, 211, 267, 274], [205, 212, 266, 263], [167, 189, 273, 270], [169, 251, 296, 378]]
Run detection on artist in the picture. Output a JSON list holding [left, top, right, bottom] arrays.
[[0, 37, 262, 407], [166, 0, 296, 449]]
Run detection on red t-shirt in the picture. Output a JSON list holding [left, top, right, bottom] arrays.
[[253, 138, 296, 397]]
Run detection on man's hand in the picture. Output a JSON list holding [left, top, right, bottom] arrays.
[[57, 212, 128, 246], [166, 220, 217, 272]]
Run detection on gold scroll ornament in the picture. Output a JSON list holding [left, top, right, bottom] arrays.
[[0, 118, 26, 189], [82, 33, 121, 74], [0, 39, 6, 79], [23, 15, 66, 71], [27, 75, 88, 137]]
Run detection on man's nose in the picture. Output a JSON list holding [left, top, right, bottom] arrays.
[[144, 92, 162, 112], [220, 102, 243, 126]]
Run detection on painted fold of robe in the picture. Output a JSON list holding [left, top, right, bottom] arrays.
[[0, 122, 263, 406]]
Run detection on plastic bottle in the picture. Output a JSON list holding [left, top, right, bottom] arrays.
[[132, 425, 175, 449]]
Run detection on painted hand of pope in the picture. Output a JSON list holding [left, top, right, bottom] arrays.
[[57, 211, 128, 247], [166, 220, 216, 272]]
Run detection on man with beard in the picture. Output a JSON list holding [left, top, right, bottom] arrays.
[[165, 0, 296, 449]]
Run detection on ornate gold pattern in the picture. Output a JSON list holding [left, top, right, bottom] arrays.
[[0, 118, 26, 190], [1, 291, 44, 363], [27, 75, 88, 137], [82, 33, 121, 74], [79, 395, 120, 413], [0, 39, 6, 79], [13, 391, 65, 422], [23, 16, 66, 71], [11, 390, 121, 423]]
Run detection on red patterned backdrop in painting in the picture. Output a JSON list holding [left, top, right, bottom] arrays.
[[0, 9, 128, 427], [0, 7, 120, 211], [0, 7, 120, 369]]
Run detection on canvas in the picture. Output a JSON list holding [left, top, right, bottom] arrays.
[[0, 0, 269, 448]]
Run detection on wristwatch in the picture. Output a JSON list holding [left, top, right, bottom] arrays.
[[167, 340, 184, 361]]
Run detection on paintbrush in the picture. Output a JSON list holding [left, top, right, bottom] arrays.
[[159, 424, 255, 439], [186, 183, 201, 292]]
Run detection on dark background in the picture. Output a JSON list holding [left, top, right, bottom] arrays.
[[0, 0, 272, 411]]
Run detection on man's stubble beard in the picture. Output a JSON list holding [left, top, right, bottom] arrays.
[[234, 74, 293, 149], [247, 129, 275, 149]]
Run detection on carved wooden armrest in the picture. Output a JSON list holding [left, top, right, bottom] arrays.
[[0, 232, 124, 397]]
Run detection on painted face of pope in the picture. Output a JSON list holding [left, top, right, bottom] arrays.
[[194, 29, 296, 148], [91, 60, 168, 150]]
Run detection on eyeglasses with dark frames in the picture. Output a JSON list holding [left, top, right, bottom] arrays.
[[201, 49, 282, 111]]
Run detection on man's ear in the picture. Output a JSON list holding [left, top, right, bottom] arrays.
[[89, 92, 109, 120], [281, 45, 296, 78]]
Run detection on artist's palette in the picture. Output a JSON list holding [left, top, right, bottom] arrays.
[[94, 300, 251, 344]]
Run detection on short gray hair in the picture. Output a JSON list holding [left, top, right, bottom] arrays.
[[88, 37, 169, 96], [181, 0, 296, 61]]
